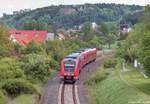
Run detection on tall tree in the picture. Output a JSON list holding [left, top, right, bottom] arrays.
[[0, 25, 10, 49], [138, 5, 150, 74], [81, 22, 94, 41], [117, 5, 150, 74], [23, 20, 54, 32]]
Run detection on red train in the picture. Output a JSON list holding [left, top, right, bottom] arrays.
[[60, 48, 97, 82]]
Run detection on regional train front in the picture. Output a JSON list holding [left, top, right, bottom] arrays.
[[60, 53, 80, 82]]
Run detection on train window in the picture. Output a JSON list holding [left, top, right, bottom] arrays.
[[64, 64, 75, 72], [64, 60, 75, 72]]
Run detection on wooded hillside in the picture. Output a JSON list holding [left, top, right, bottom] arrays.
[[0, 3, 143, 29]]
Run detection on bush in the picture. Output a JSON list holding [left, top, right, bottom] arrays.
[[0, 47, 9, 57], [0, 25, 11, 50], [88, 36, 101, 49], [0, 57, 25, 81], [21, 54, 51, 82], [86, 68, 109, 85], [139, 31, 150, 75], [2, 79, 38, 97], [104, 58, 117, 68], [12, 43, 22, 53], [49, 58, 59, 70], [20, 41, 44, 54], [143, 56, 150, 75], [0, 91, 6, 104], [45, 40, 67, 61]]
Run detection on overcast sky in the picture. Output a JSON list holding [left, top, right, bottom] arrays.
[[0, 0, 150, 17]]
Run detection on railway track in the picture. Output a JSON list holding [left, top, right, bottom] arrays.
[[58, 82, 80, 104]]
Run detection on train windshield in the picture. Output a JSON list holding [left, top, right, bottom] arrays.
[[64, 60, 75, 72]]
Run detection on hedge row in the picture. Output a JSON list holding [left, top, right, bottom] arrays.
[[2, 79, 38, 97]]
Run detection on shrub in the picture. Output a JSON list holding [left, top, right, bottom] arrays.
[[20, 41, 44, 54], [0, 57, 25, 81], [45, 40, 67, 61], [86, 68, 109, 85], [0, 47, 9, 57], [0, 90, 6, 104], [143, 56, 150, 75], [21, 54, 51, 82], [12, 43, 22, 53], [104, 58, 117, 68], [0, 25, 11, 50], [88, 36, 101, 49], [2, 79, 38, 97], [49, 58, 59, 70], [139, 31, 150, 75]]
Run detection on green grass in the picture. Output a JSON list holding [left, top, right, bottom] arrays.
[[0, 90, 6, 104], [13, 94, 34, 104], [86, 64, 150, 104], [123, 65, 150, 95]]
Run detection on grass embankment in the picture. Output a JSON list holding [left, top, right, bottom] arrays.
[[86, 62, 150, 104], [0, 91, 6, 104], [13, 94, 33, 104], [123, 65, 150, 96]]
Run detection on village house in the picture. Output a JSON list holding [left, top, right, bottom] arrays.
[[9, 29, 50, 46], [55, 32, 65, 40]]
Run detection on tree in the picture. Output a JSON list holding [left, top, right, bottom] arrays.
[[138, 5, 150, 74], [0, 25, 11, 56], [117, 5, 150, 74], [98, 23, 117, 48], [0, 25, 11, 49], [21, 54, 51, 82], [23, 20, 54, 32], [81, 22, 94, 41], [107, 33, 117, 48], [139, 31, 150, 74], [21, 41, 44, 54], [100, 23, 109, 35]]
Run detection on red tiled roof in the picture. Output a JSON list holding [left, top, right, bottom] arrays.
[[10, 29, 48, 46]]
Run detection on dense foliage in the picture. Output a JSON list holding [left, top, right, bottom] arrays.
[[0, 91, 6, 104], [0, 26, 11, 56], [21, 54, 51, 82], [0, 58, 25, 81], [104, 58, 117, 68], [2, 79, 38, 97], [23, 20, 54, 32], [117, 5, 150, 75], [0, 4, 143, 29]]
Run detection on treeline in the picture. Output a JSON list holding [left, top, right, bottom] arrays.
[[0, 3, 143, 29], [117, 5, 150, 75]]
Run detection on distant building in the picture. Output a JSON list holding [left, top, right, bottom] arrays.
[[55, 32, 65, 40], [120, 24, 131, 34], [46, 33, 55, 41], [91, 22, 97, 31], [10, 29, 48, 46], [66, 29, 80, 34]]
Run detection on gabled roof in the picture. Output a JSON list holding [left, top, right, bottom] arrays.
[[10, 29, 48, 46]]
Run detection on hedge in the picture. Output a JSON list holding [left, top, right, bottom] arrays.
[[104, 58, 117, 68], [2, 79, 38, 97]]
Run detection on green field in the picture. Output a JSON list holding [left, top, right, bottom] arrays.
[[86, 63, 150, 104]]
